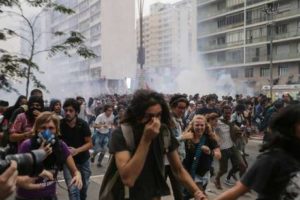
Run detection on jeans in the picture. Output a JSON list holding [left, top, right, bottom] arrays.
[[63, 159, 92, 200], [92, 131, 109, 155]]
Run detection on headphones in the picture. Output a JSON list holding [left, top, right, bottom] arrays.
[[37, 129, 56, 146]]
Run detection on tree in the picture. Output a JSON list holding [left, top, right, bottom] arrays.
[[0, 0, 96, 97]]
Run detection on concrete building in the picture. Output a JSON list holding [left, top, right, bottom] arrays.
[[137, 0, 194, 70], [197, 0, 300, 96], [48, 0, 136, 96]]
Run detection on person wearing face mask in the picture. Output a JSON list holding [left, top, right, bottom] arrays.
[[182, 115, 221, 198], [9, 96, 44, 151], [16, 112, 82, 200]]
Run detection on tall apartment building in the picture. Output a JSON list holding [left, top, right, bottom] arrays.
[[197, 0, 300, 95], [137, 1, 194, 72], [48, 0, 136, 96]]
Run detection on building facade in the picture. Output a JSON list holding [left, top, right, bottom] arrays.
[[137, 0, 194, 70], [48, 0, 136, 96], [136, 0, 195, 92], [197, 0, 300, 95]]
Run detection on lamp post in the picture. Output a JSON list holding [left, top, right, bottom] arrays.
[[137, 0, 145, 89], [264, 2, 278, 99]]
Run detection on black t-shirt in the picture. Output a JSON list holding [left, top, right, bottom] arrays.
[[109, 125, 179, 200], [60, 118, 91, 164], [183, 135, 219, 177], [241, 150, 300, 200]]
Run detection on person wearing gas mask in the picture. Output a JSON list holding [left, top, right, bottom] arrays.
[[16, 111, 82, 200], [9, 96, 44, 152]]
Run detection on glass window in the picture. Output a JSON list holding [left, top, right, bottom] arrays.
[[260, 67, 270, 77], [245, 68, 254, 78], [278, 64, 289, 76]]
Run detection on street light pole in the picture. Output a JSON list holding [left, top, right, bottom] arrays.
[[264, 2, 278, 99], [137, 0, 145, 89]]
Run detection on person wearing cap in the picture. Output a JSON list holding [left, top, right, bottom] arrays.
[[215, 105, 300, 200]]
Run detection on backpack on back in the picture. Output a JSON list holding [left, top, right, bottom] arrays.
[[98, 123, 171, 200]]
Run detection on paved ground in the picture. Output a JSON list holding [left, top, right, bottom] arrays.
[[9, 139, 262, 200]]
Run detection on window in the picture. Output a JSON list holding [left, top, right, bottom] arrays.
[[217, 1, 226, 10], [275, 24, 288, 34], [230, 69, 239, 78], [260, 67, 270, 77], [217, 36, 226, 45], [278, 65, 289, 76], [217, 52, 225, 62], [227, 0, 243, 7], [245, 68, 254, 78]]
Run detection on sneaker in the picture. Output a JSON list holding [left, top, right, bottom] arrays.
[[91, 156, 95, 163], [224, 178, 235, 186], [214, 179, 223, 190]]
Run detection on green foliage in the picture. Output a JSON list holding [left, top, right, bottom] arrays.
[[0, 0, 96, 95]]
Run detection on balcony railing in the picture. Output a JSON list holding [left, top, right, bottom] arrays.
[[247, 30, 300, 44], [198, 3, 244, 21], [198, 22, 244, 37], [200, 40, 244, 51], [247, 8, 300, 25]]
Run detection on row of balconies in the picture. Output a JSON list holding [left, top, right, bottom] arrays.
[[198, 3, 300, 36], [204, 51, 300, 67], [199, 29, 300, 52]]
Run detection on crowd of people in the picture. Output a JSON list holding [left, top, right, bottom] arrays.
[[0, 88, 299, 200]]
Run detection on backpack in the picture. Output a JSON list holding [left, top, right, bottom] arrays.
[[98, 124, 171, 200]]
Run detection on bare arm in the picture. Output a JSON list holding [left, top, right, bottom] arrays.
[[115, 118, 160, 187], [167, 150, 207, 200], [215, 181, 250, 200], [9, 131, 33, 142], [115, 137, 151, 187], [66, 155, 83, 189]]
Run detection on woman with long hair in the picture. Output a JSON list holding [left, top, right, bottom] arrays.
[[16, 112, 82, 200], [215, 105, 300, 200], [182, 115, 221, 198]]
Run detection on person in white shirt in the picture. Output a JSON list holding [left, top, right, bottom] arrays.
[[91, 104, 114, 167]]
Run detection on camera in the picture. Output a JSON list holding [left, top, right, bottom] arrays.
[[0, 145, 47, 176]]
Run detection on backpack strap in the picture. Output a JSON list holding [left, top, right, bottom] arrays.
[[120, 124, 135, 199], [121, 124, 135, 152]]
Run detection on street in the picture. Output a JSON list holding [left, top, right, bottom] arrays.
[[9, 138, 261, 200]]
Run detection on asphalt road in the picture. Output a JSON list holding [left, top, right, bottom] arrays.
[[9, 139, 262, 200]]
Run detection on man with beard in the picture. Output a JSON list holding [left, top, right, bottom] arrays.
[[9, 96, 44, 151], [60, 98, 93, 200]]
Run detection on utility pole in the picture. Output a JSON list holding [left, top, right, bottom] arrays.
[[264, 2, 278, 99], [137, 0, 145, 89]]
